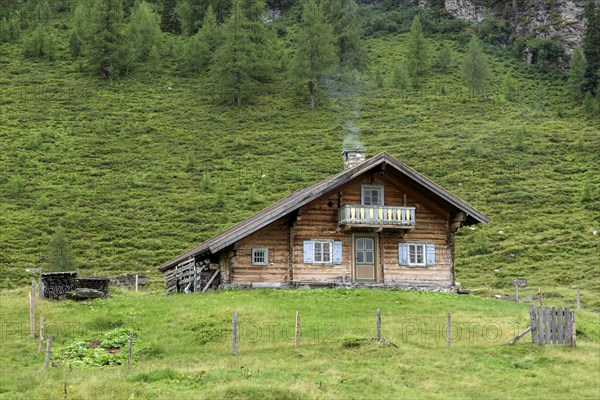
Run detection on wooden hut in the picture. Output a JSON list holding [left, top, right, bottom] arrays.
[[158, 151, 488, 291]]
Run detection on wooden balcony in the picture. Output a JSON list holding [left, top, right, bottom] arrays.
[[338, 205, 416, 230]]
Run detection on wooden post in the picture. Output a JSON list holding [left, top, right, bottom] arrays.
[[39, 272, 43, 299], [30, 280, 37, 339], [38, 316, 44, 353], [446, 312, 451, 348], [193, 266, 198, 292], [529, 305, 537, 344], [515, 285, 519, 302], [576, 289, 580, 310], [232, 311, 238, 356], [488, 287, 491, 298], [538, 287, 543, 306], [571, 311, 576, 348], [376, 308, 381, 340], [295, 310, 300, 348], [135, 274, 139, 293], [44, 336, 52, 369], [557, 307, 564, 344], [550, 307, 556, 344], [64, 382, 68, 400], [127, 329, 133, 367]]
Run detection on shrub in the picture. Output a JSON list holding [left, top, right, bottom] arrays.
[[23, 26, 56, 60], [6, 176, 24, 198], [341, 336, 363, 348]]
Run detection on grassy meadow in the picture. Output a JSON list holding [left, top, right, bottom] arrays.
[[0, 288, 599, 399]]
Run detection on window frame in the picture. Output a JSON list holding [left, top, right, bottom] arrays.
[[407, 243, 426, 267], [312, 239, 333, 265], [251, 248, 269, 266], [361, 184, 384, 206]]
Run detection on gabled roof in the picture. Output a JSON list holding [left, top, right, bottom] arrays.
[[158, 152, 488, 272]]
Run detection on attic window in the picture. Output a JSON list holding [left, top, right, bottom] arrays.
[[361, 185, 384, 206], [252, 248, 268, 266]]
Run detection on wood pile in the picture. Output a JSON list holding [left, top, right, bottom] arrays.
[[40, 272, 77, 300], [75, 277, 110, 295]]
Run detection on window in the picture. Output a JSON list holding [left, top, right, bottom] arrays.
[[361, 185, 384, 206], [355, 237, 375, 264], [399, 243, 435, 267], [408, 243, 426, 266], [252, 248, 268, 266], [303, 240, 342, 265], [313, 240, 331, 263]]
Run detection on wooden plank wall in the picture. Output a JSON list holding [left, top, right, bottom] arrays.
[[230, 218, 290, 282], [227, 172, 453, 286]]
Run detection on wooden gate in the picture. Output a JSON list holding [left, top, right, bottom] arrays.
[[529, 305, 576, 346]]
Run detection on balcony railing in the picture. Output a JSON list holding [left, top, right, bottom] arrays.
[[338, 205, 416, 227]]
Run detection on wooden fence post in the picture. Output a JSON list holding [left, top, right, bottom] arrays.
[[44, 336, 52, 369], [232, 311, 238, 356], [30, 280, 36, 339], [488, 287, 491, 298], [38, 316, 44, 353], [515, 285, 519, 302], [538, 287, 543, 306], [376, 308, 381, 341], [295, 310, 300, 349], [135, 275, 139, 293], [576, 289, 580, 310], [127, 329, 133, 367], [446, 313, 451, 348], [571, 311, 576, 348], [529, 305, 537, 344]]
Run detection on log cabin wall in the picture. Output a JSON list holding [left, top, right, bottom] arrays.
[[229, 217, 290, 283], [224, 170, 454, 287]]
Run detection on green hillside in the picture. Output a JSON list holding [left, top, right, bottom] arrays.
[[1, 2, 599, 307]]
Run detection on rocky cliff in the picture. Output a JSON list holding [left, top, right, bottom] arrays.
[[441, 0, 597, 56]]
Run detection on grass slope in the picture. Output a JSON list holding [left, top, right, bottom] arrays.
[[0, 288, 599, 399], [0, 11, 599, 307]]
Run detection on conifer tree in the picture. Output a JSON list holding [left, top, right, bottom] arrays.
[[88, 0, 128, 77], [197, 6, 222, 66], [406, 16, 429, 88], [583, 1, 600, 92], [568, 45, 588, 102], [47, 226, 76, 272], [291, 0, 337, 109], [213, 0, 259, 105], [433, 43, 451, 74], [161, 0, 181, 33], [126, 1, 162, 62], [321, 0, 367, 71], [392, 61, 411, 91], [462, 35, 488, 96]]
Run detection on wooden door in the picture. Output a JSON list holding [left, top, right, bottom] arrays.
[[354, 236, 376, 282]]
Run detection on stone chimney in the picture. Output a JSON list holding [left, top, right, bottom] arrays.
[[342, 149, 366, 170]]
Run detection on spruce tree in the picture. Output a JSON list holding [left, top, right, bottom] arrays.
[[462, 35, 488, 96], [213, 0, 259, 105], [583, 1, 600, 92], [291, 0, 337, 109], [568, 45, 588, 102], [433, 43, 451, 74], [161, 0, 181, 33], [126, 1, 162, 62], [406, 16, 429, 88], [392, 61, 411, 91], [322, 0, 367, 71], [47, 226, 76, 272], [88, 0, 128, 77], [198, 6, 222, 66]]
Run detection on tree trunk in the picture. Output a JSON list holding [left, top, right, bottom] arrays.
[[309, 81, 315, 110]]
